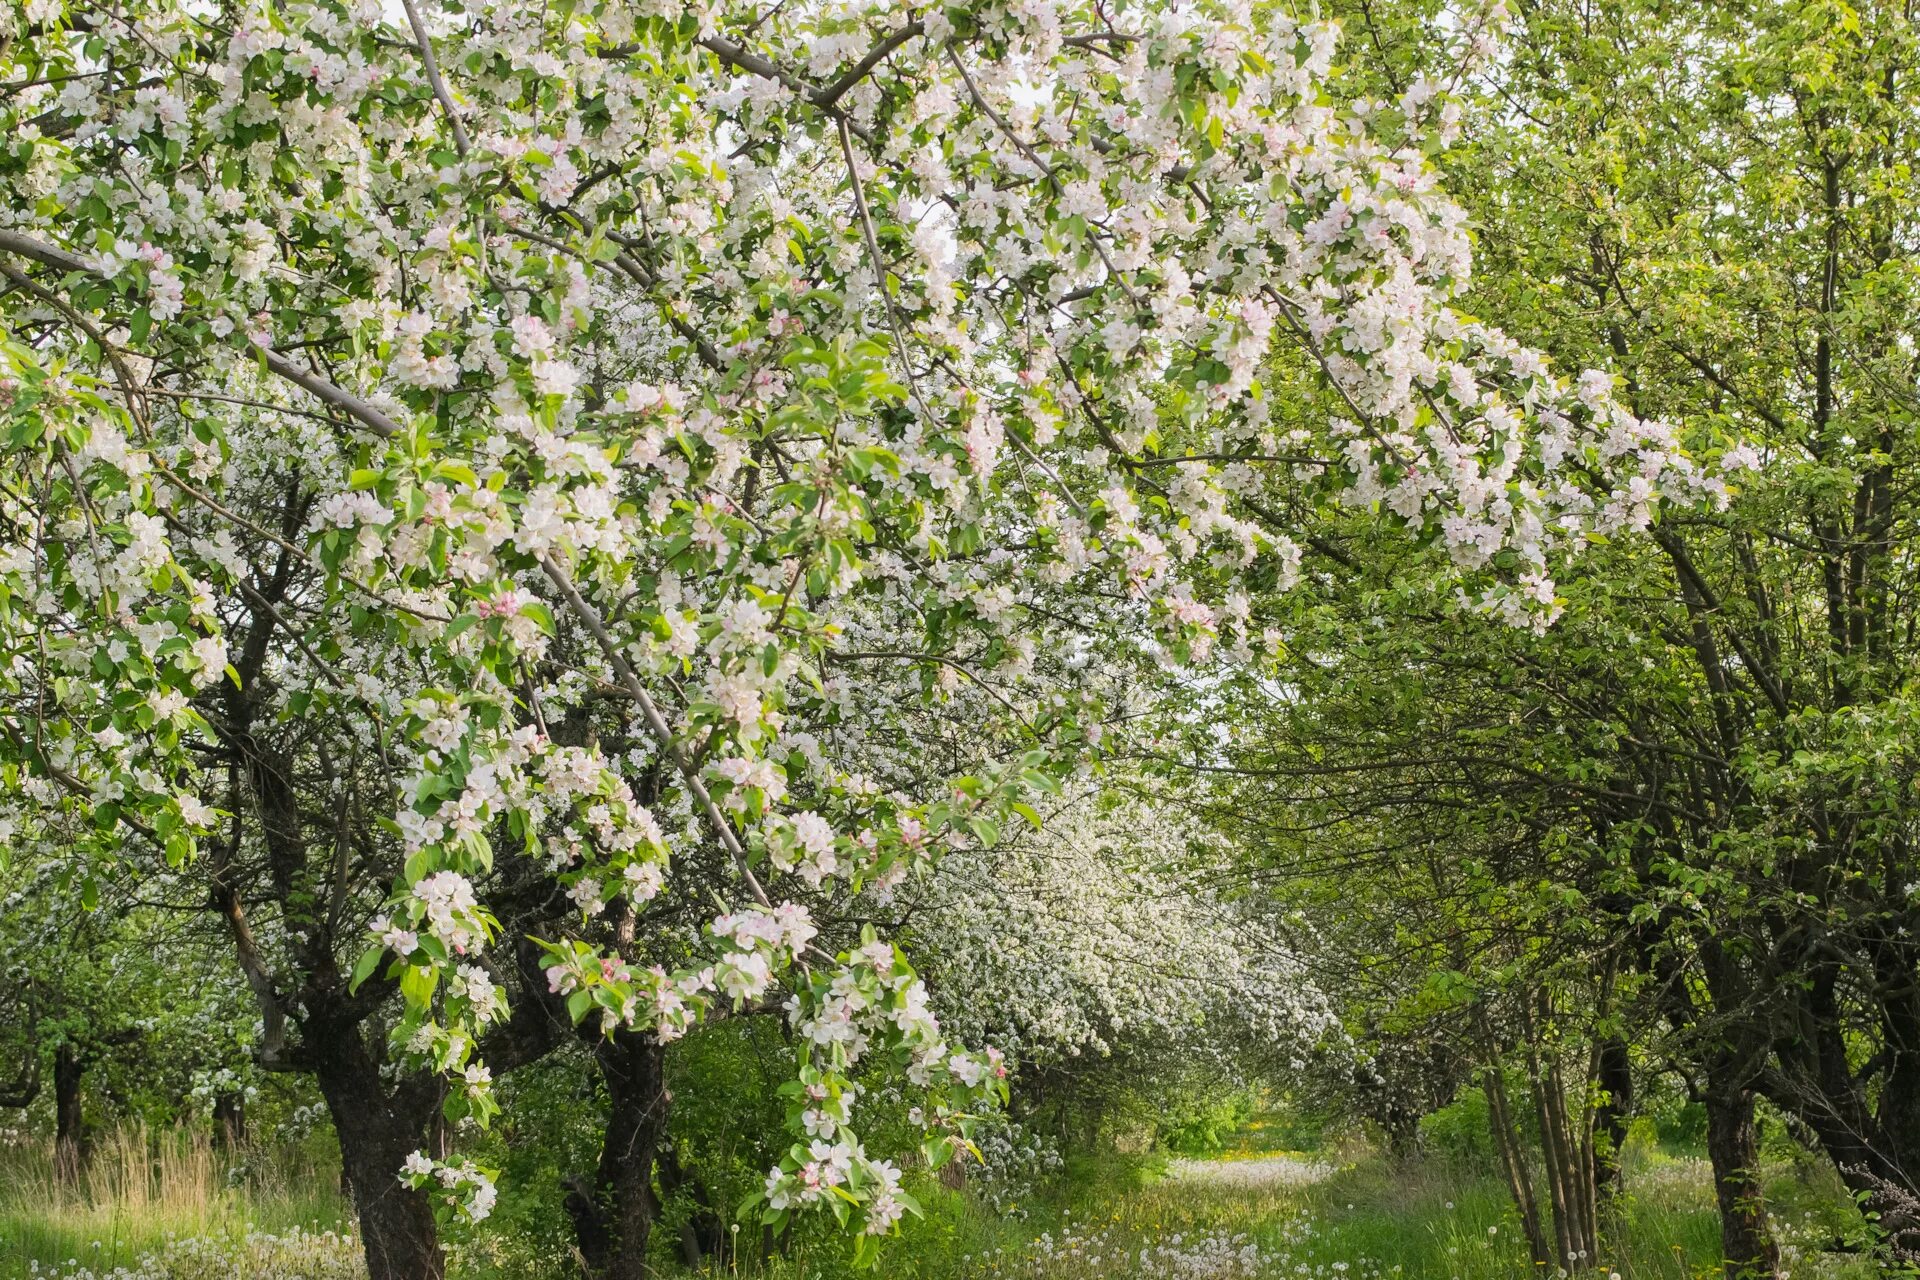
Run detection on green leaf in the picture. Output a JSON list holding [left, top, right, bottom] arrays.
[[519, 600, 555, 637], [349, 945, 385, 993]]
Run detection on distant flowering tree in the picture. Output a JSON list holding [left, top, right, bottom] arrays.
[[913, 788, 1336, 1073], [0, 0, 1733, 1275]]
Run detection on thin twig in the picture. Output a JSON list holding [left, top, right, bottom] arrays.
[[826, 649, 1034, 729], [538, 556, 781, 914], [400, 0, 471, 156], [838, 115, 934, 423], [0, 227, 406, 440]]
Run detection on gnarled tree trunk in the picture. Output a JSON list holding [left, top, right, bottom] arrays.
[[213, 1091, 247, 1151], [53, 1042, 85, 1183], [1590, 1035, 1633, 1207], [311, 1026, 444, 1280], [1703, 1085, 1778, 1280], [571, 1029, 669, 1280]]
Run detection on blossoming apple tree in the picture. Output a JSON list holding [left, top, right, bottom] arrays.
[[916, 787, 1336, 1074], [906, 784, 1340, 1179], [0, 0, 1733, 1274]]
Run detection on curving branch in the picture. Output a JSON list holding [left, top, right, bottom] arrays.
[[0, 228, 404, 440]]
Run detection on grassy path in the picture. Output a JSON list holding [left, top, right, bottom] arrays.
[[931, 1145, 1875, 1280]]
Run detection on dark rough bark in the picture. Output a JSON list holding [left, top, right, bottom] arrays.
[[311, 1025, 445, 1280], [211, 565, 443, 1280], [1703, 1087, 1778, 1280], [180, 485, 576, 1278], [1591, 1036, 1633, 1206], [212, 1091, 247, 1150], [658, 1144, 730, 1266], [565, 1175, 614, 1273], [1379, 1105, 1421, 1162], [0, 1022, 39, 1110], [53, 1042, 84, 1181], [571, 1029, 669, 1280], [1762, 1014, 1920, 1264]]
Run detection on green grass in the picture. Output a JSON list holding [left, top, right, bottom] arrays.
[[0, 1127, 352, 1278], [0, 1123, 1883, 1280], [1262, 1154, 1726, 1280], [690, 1139, 1878, 1280]]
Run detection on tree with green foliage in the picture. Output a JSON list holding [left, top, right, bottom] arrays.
[[1192, 4, 1920, 1273]]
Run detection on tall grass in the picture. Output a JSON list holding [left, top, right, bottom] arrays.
[[0, 1126, 352, 1278]]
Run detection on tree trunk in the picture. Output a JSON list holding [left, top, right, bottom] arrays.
[[1523, 1039, 1597, 1271], [1554, 1055, 1600, 1267], [1811, 1047, 1920, 1263], [1482, 1066, 1551, 1270], [572, 1029, 669, 1280], [1762, 1073, 1920, 1263], [312, 1030, 444, 1280], [213, 1091, 247, 1151], [1381, 1104, 1420, 1162], [1591, 1035, 1632, 1206], [53, 1042, 84, 1182], [1704, 1087, 1778, 1280]]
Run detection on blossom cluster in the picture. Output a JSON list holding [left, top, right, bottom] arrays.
[[399, 1153, 500, 1224]]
